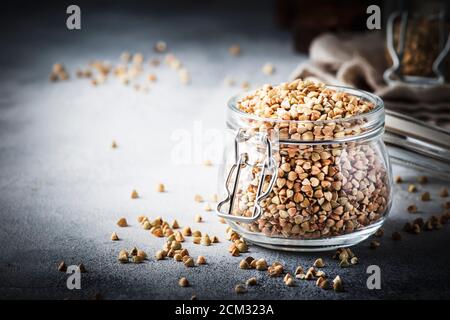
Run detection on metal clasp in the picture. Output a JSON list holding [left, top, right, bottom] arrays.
[[216, 129, 278, 223]]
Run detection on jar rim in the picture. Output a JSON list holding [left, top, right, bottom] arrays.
[[227, 84, 384, 126]]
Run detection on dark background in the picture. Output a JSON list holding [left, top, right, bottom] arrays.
[[0, 0, 448, 300]]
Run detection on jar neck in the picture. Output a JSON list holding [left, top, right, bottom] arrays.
[[227, 86, 385, 145]]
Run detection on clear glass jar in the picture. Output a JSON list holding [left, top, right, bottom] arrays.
[[217, 86, 393, 251]]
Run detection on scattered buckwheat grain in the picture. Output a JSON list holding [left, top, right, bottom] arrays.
[[407, 204, 418, 213], [117, 218, 128, 227], [255, 259, 268, 271], [246, 277, 257, 286], [50, 63, 69, 82], [184, 257, 195, 267], [132, 255, 144, 263], [239, 260, 250, 269], [295, 266, 304, 275], [194, 194, 203, 202], [197, 256, 206, 265], [131, 189, 139, 199], [155, 250, 165, 260], [262, 63, 275, 75], [171, 241, 182, 250], [118, 250, 129, 263], [179, 68, 191, 85], [333, 276, 343, 292], [425, 220, 434, 231], [418, 176, 428, 184], [78, 264, 86, 273], [339, 259, 350, 268], [137, 250, 147, 260], [156, 183, 165, 192], [192, 230, 201, 237], [421, 192, 431, 201], [154, 41, 167, 53], [149, 58, 160, 67], [313, 258, 325, 268], [203, 159, 213, 166], [182, 226, 192, 236], [320, 280, 330, 290], [175, 232, 185, 242], [143, 221, 151, 230], [392, 231, 402, 241], [228, 45, 241, 56], [120, 52, 131, 63], [305, 268, 315, 280], [132, 53, 144, 65], [58, 261, 67, 272], [234, 284, 247, 294], [285, 277, 295, 287], [174, 253, 183, 261], [178, 277, 189, 287], [268, 263, 284, 277], [241, 81, 250, 90], [201, 235, 211, 246], [316, 270, 326, 278], [370, 240, 380, 249], [172, 219, 179, 229], [236, 241, 248, 253]]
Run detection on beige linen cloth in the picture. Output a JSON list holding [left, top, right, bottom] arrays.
[[290, 32, 450, 129]]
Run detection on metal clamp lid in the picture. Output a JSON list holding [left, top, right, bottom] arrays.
[[216, 129, 278, 223]]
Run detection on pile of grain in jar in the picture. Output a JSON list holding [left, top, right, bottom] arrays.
[[232, 79, 390, 239]]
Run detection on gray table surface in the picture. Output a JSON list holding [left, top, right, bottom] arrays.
[[0, 2, 449, 300]]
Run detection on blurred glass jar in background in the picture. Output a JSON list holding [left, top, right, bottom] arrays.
[[385, 0, 450, 84]]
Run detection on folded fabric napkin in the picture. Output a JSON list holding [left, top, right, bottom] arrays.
[[290, 32, 450, 129]]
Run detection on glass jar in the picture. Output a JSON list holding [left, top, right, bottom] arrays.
[[217, 86, 393, 251]]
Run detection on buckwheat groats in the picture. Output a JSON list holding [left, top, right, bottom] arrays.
[[222, 79, 391, 242], [238, 80, 373, 123]]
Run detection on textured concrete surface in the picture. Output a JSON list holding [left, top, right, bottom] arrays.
[[0, 1, 449, 300]]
